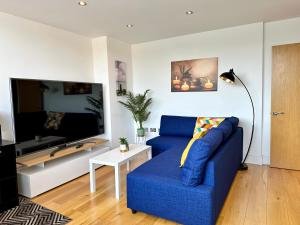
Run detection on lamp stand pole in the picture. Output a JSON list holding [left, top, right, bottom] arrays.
[[233, 74, 255, 171]]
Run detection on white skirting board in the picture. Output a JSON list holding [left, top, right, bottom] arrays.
[[17, 146, 110, 198]]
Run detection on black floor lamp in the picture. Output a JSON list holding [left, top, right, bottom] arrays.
[[219, 69, 254, 171]]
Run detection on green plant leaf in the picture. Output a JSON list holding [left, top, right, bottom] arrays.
[[118, 89, 152, 128]]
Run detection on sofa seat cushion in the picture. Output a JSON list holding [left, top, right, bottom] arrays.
[[146, 135, 190, 157], [129, 147, 182, 182], [181, 128, 224, 187]]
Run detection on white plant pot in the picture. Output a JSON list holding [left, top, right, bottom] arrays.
[[120, 144, 128, 152]]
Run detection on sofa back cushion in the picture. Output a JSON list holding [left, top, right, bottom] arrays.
[[216, 116, 239, 140], [181, 128, 223, 187], [159, 115, 196, 137], [216, 120, 233, 140], [227, 116, 239, 131]]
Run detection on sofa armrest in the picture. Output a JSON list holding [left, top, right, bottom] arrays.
[[203, 127, 243, 221]]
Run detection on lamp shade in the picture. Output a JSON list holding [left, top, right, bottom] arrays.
[[219, 69, 235, 84]]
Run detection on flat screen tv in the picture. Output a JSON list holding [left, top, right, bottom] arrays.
[[10, 78, 104, 157]]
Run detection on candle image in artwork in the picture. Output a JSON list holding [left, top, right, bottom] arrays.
[[172, 76, 181, 85], [181, 82, 190, 91], [171, 57, 218, 92], [204, 80, 214, 89]]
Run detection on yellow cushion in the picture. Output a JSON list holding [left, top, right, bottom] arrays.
[[180, 129, 208, 167], [180, 117, 225, 167]]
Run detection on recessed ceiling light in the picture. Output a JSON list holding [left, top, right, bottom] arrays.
[[126, 24, 134, 28], [185, 10, 194, 15], [78, 1, 87, 6]]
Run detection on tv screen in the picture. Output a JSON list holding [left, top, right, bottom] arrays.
[[10, 78, 104, 157]]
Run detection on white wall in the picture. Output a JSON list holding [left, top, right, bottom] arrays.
[[92, 37, 134, 146], [262, 17, 300, 164], [107, 38, 134, 146], [0, 12, 94, 140], [92, 36, 111, 141], [132, 23, 264, 164]]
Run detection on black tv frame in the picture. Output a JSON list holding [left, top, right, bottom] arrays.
[[9, 78, 105, 158]]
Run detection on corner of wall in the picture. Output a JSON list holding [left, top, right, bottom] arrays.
[[91, 36, 112, 142], [92, 36, 135, 147]]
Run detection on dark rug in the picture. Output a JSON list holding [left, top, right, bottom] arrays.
[[0, 197, 71, 225]]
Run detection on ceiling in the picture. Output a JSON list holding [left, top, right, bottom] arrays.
[[1, 0, 300, 43]]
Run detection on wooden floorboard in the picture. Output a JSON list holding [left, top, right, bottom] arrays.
[[32, 155, 300, 225]]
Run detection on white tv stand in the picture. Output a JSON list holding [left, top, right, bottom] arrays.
[[17, 140, 110, 198]]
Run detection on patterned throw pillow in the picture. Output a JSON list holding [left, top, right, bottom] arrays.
[[44, 112, 65, 130], [193, 125, 214, 139], [180, 117, 225, 167]]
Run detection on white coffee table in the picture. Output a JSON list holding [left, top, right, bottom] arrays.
[[89, 144, 152, 200]]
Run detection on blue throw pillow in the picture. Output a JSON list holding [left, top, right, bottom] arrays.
[[181, 128, 223, 187], [226, 116, 239, 131], [217, 120, 233, 140]]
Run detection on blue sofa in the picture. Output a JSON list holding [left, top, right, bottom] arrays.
[[127, 115, 243, 225]]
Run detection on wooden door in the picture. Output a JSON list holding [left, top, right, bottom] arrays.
[[271, 43, 300, 170]]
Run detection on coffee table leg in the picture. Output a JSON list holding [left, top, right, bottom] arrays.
[[127, 160, 131, 172], [115, 165, 121, 200], [89, 162, 96, 193], [147, 148, 152, 160]]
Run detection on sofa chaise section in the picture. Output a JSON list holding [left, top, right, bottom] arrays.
[[127, 146, 215, 225]]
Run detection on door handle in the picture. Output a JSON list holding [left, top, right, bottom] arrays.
[[272, 112, 285, 116]]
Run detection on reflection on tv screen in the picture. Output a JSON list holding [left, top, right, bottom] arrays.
[[11, 79, 104, 157]]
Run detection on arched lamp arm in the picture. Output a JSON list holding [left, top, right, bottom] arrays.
[[232, 73, 255, 167]]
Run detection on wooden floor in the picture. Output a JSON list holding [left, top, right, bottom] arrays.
[[33, 154, 300, 225]]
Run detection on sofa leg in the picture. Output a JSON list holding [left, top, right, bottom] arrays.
[[131, 209, 137, 214]]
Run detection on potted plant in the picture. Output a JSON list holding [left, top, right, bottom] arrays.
[[119, 137, 129, 152], [118, 89, 152, 137]]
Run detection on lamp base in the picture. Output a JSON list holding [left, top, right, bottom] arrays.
[[239, 163, 248, 171]]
